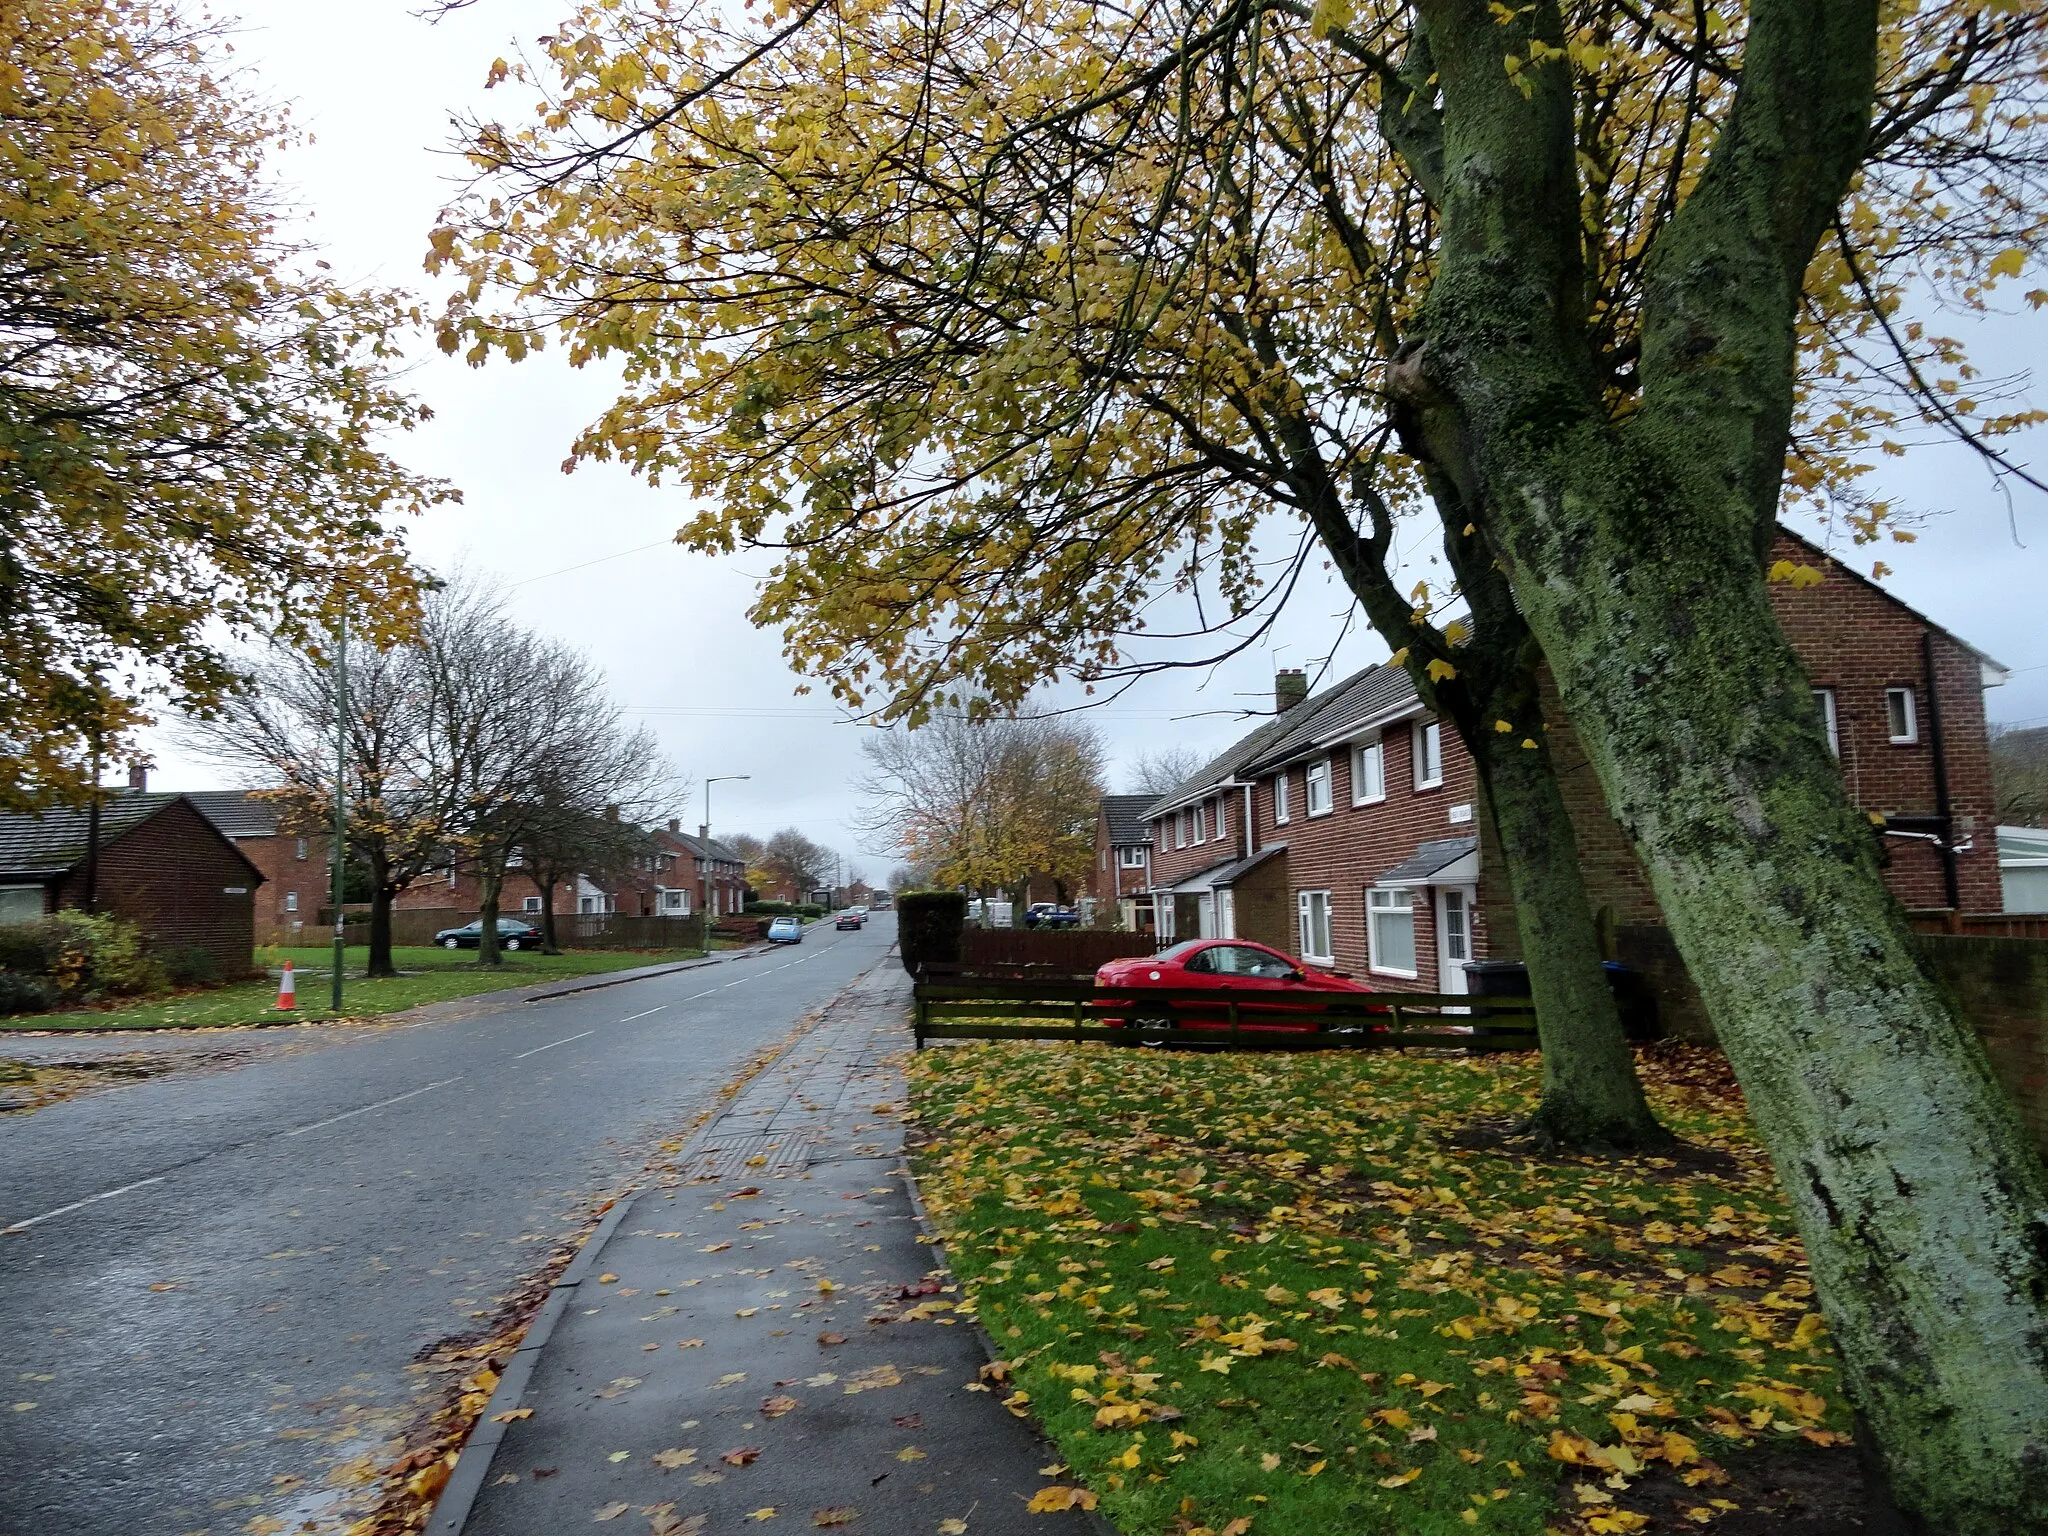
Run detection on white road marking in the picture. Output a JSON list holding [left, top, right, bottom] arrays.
[[618, 1005, 668, 1022], [283, 1077, 463, 1137], [514, 1031, 595, 1059], [2, 1176, 167, 1236], [684, 989, 717, 1001]]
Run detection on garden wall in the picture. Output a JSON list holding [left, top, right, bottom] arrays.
[[1616, 925, 2048, 1159]]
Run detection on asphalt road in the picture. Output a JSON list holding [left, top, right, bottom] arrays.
[[0, 917, 895, 1536]]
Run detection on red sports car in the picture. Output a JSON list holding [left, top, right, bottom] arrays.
[[1094, 939, 1378, 1034]]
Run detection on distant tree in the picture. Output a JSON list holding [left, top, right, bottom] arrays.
[[1992, 726, 2048, 829], [186, 627, 459, 979], [759, 828, 833, 900], [416, 581, 675, 967], [516, 807, 657, 954], [857, 713, 1104, 898], [3, 0, 447, 811], [1125, 748, 1208, 800]]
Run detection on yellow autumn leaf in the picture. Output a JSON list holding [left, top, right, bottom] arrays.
[[1378, 1467, 1422, 1488], [1989, 247, 2027, 280], [1025, 1486, 1098, 1513]]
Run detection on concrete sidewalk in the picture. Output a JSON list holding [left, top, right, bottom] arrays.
[[442, 961, 1106, 1536]]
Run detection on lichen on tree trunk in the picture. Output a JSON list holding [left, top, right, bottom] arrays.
[[475, 869, 504, 968], [366, 882, 398, 980]]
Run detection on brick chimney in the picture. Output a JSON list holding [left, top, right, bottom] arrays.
[[667, 818, 681, 834], [127, 763, 148, 792], [1275, 669, 1307, 714]]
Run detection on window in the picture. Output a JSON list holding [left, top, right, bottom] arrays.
[[1120, 846, 1148, 868], [523, 896, 542, 913], [1813, 688, 1840, 756], [295, 837, 308, 861], [284, 891, 298, 913], [1352, 739, 1385, 804], [1274, 772, 1291, 824], [1174, 812, 1187, 849], [1157, 822, 1167, 851], [1412, 721, 1444, 790], [1306, 758, 1333, 817], [1367, 888, 1418, 976], [1296, 890, 1334, 964], [1216, 797, 1230, 838], [448, 864, 458, 888], [1886, 686, 1918, 744], [1193, 804, 1206, 844], [0, 887, 44, 925]]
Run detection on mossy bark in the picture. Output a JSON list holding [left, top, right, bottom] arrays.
[[475, 868, 504, 968], [1469, 724, 1664, 1148], [1395, 1, 2048, 1524], [366, 881, 398, 980]]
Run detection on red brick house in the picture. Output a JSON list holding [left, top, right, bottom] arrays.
[[652, 823, 750, 920], [1136, 532, 2006, 1000], [0, 792, 265, 976], [185, 789, 330, 944], [1091, 794, 1158, 929]]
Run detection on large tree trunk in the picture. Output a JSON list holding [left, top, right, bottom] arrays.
[[1395, 3, 2048, 1523], [1470, 726, 1664, 1147], [1499, 484, 2048, 1531], [476, 867, 504, 967], [367, 880, 398, 980]]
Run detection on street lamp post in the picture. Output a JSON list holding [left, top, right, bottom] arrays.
[[702, 775, 749, 919]]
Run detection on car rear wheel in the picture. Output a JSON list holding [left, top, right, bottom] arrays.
[[443, 936, 460, 949], [504, 938, 522, 951]]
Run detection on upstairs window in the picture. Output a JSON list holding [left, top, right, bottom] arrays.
[[1175, 812, 1187, 849], [1274, 772, 1291, 824], [1193, 803, 1206, 844], [1120, 846, 1148, 868], [1813, 688, 1840, 756], [1352, 739, 1385, 804], [1886, 686, 1919, 744], [1413, 721, 1444, 790], [1306, 758, 1333, 816], [1216, 797, 1230, 838]]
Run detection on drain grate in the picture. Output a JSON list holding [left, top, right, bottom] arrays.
[[680, 1130, 814, 1181]]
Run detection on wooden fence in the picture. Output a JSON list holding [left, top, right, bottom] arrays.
[[957, 927, 1160, 974], [911, 977, 1537, 1053], [1907, 910, 2048, 941]]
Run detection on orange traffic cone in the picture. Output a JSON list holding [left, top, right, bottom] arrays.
[[275, 960, 296, 1011]]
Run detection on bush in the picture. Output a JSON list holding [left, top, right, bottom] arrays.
[[746, 900, 797, 916], [0, 971, 55, 1015], [160, 945, 220, 987], [0, 911, 168, 1002], [897, 890, 966, 977], [796, 903, 827, 919]]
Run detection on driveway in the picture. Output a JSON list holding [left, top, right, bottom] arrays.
[[0, 918, 896, 1536]]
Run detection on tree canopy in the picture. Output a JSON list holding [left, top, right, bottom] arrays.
[[2, 0, 448, 810]]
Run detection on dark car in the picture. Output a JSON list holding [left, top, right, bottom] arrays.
[[1024, 903, 1080, 929], [1094, 939, 1377, 1033], [433, 918, 542, 951], [835, 911, 865, 930]]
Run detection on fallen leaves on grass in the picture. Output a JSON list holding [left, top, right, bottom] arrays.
[[909, 1041, 1849, 1535]]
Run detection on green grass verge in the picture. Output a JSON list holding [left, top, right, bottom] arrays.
[[1, 944, 705, 1031], [909, 1043, 1849, 1536]]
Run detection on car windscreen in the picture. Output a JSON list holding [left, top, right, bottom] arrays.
[[1157, 941, 1207, 963]]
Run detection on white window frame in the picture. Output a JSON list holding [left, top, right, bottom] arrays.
[[1306, 757, 1334, 817], [295, 837, 308, 861], [284, 891, 298, 913], [1119, 845, 1147, 868], [1813, 688, 1840, 756], [1367, 887, 1419, 978], [523, 896, 543, 913], [1216, 797, 1229, 838], [1174, 812, 1187, 849], [1886, 686, 1919, 745], [1274, 772, 1291, 824], [1296, 889, 1334, 965], [1193, 803, 1206, 844], [1412, 721, 1444, 791], [1352, 739, 1385, 805]]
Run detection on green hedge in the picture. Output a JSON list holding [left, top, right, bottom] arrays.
[[0, 911, 170, 1013], [897, 890, 966, 977], [746, 900, 828, 919]]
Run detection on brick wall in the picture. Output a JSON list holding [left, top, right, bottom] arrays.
[[1919, 936, 2048, 1161], [53, 800, 260, 977], [1147, 788, 1250, 887], [236, 829, 330, 944]]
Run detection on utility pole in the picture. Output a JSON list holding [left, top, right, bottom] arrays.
[[331, 613, 348, 1013]]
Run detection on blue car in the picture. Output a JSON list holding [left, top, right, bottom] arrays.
[[767, 915, 803, 944]]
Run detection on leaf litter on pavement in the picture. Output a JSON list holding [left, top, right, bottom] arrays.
[[907, 1041, 1857, 1535]]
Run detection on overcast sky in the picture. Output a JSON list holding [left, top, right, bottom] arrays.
[[141, 0, 2048, 865]]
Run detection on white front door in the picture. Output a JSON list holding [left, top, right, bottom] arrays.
[[1196, 892, 1215, 937], [1215, 887, 1236, 939], [1436, 885, 1474, 994]]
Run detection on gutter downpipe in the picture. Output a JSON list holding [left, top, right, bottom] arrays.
[[1921, 630, 1962, 915]]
